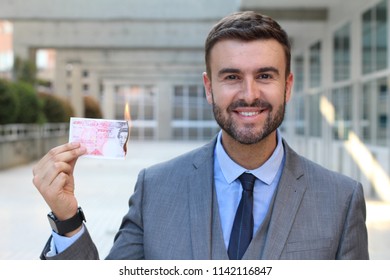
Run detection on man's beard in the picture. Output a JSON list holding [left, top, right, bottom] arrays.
[[212, 93, 286, 145]]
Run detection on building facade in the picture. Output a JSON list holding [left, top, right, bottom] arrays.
[[0, 0, 389, 201], [0, 20, 13, 79], [282, 0, 390, 202]]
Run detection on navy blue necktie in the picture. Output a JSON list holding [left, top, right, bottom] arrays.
[[228, 173, 256, 260]]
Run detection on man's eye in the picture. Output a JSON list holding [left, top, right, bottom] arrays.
[[226, 75, 239, 80], [259, 73, 272, 79]]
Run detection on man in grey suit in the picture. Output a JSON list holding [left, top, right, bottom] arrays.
[[33, 11, 369, 260]]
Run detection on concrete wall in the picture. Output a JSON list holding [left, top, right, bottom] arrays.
[[0, 124, 68, 170], [0, 0, 240, 20], [2, 0, 240, 58]]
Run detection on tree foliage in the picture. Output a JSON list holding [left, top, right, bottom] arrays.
[[13, 56, 37, 85], [13, 81, 45, 123], [0, 79, 19, 124], [84, 95, 103, 119], [1, 57, 102, 124], [38, 93, 75, 123]]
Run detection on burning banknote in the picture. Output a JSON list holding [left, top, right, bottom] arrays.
[[69, 117, 129, 159]]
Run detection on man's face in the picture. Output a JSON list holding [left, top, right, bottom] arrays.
[[118, 132, 127, 147], [203, 39, 293, 145]]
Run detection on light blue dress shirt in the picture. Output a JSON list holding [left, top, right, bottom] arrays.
[[214, 130, 285, 249]]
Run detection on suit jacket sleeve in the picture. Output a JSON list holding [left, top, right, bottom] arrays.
[[40, 227, 99, 260], [336, 182, 369, 259], [40, 169, 147, 260]]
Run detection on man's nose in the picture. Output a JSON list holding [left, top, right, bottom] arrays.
[[242, 79, 259, 103]]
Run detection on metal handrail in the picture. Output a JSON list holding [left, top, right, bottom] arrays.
[[0, 123, 69, 142]]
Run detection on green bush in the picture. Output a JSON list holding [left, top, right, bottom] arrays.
[[13, 56, 37, 85], [84, 95, 103, 118], [0, 79, 19, 124], [38, 93, 75, 123], [61, 98, 75, 120], [13, 81, 44, 124]]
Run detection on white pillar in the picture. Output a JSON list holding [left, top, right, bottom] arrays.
[[102, 81, 115, 119]]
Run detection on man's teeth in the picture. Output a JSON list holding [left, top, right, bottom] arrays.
[[239, 111, 259, 117]]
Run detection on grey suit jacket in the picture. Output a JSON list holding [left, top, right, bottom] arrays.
[[42, 138, 369, 260]]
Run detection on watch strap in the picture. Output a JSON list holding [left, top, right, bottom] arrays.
[[47, 207, 86, 235]]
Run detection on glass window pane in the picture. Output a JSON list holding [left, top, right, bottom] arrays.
[[171, 85, 218, 140], [309, 42, 321, 88], [377, 78, 388, 145], [174, 86, 184, 97], [294, 95, 305, 135], [309, 93, 322, 137], [361, 82, 372, 142], [362, 9, 373, 74], [332, 86, 352, 140], [376, 0, 388, 71], [294, 56, 304, 92], [114, 85, 157, 140], [362, 0, 388, 74], [334, 23, 351, 81]]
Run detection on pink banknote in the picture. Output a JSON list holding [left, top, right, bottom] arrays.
[[69, 117, 129, 159]]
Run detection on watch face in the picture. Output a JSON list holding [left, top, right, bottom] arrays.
[[47, 213, 59, 233]]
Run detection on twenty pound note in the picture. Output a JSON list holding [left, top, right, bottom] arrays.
[[69, 117, 129, 159]]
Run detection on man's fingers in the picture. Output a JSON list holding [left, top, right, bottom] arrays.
[[33, 161, 72, 192], [32, 142, 85, 193], [40, 172, 78, 216], [50, 172, 71, 194], [32, 143, 83, 219], [33, 143, 86, 176]]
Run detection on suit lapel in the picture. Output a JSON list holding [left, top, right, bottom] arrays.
[[262, 141, 307, 259], [187, 139, 216, 259]]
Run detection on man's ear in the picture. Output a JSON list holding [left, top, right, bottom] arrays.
[[202, 72, 213, 104], [285, 72, 294, 103]]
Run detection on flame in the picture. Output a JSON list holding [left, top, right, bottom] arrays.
[[123, 102, 131, 155], [124, 102, 131, 122]]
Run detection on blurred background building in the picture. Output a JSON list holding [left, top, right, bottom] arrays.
[[0, 0, 389, 201]]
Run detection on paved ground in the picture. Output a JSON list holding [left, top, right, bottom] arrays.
[[0, 140, 389, 260]]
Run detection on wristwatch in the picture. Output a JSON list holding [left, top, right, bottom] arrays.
[[47, 207, 86, 235]]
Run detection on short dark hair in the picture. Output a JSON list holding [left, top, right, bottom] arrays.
[[205, 11, 291, 78]]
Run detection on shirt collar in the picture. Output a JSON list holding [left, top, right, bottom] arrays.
[[215, 130, 285, 185]]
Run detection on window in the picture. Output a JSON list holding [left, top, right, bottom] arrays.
[[332, 86, 352, 140], [172, 85, 218, 140], [0, 21, 13, 72], [362, 0, 388, 74], [294, 56, 304, 92], [293, 55, 305, 136], [66, 84, 72, 97], [333, 23, 351, 81], [308, 93, 322, 137], [115, 85, 157, 140], [66, 64, 73, 78], [361, 82, 372, 141], [309, 42, 321, 88], [0, 51, 13, 71], [294, 95, 305, 136], [377, 79, 388, 145], [360, 77, 389, 146], [82, 84, 89, 93]]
